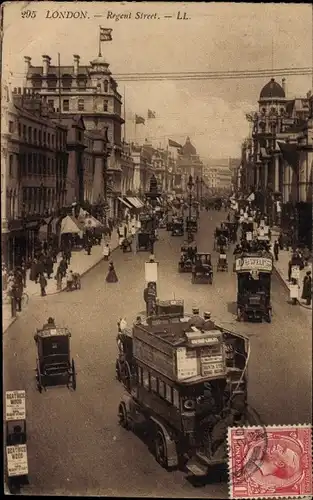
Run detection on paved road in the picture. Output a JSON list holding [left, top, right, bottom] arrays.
[[3, 210, 311, 496]]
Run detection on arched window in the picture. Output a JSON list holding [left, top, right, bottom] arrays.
[[32, 74, 42, 90], [103, 100, 108, 112], [104, 80, 108, 92]]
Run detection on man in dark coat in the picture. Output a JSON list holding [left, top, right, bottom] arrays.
[[12, 281, 23, 312], [58, 258, 68, 278], [30, 258, 39, 282], [45, 254, 54, 279], [301, 271, 312, 305], [39, 273, 47, 296], [273, 240, 279, 262]]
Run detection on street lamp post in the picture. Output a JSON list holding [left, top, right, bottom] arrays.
[[196, 176, 199, 202], [187, 174, 194, 219]]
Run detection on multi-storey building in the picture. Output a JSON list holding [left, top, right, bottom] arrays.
[[245, 77, 312, 246], [24, 53, 130, 218], [176, 137, 204, 192], [2, 88, 68, 269]]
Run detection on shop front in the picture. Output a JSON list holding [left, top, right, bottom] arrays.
[[7, 219, 40, 269]]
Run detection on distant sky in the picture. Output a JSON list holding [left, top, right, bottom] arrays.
[[2, 2, 312, 159]]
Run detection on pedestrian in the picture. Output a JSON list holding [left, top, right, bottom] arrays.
[[102, 243, 110, 261], [273, 240, 279, 262], [20, 260, 27, 288], [2, 263, 8, 291], [278, 232, 284, 251], [29, 258, 39, 282], [55, 269, 63, 291], [45, 254, 54, 279], [106, 261, 118, 283], [36, 258, 45, 283], [13, 281, 23, 312], [288, 259, 292, 282], [85, 240, 92, 255], [203, 312, 215, 331], [301, 271, 312, 306], [39, 273, 47, 296], [59, 258, 68, 278]]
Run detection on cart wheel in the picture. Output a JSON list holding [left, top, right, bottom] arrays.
[[71, 359, 76, 390], [118, 402, 129, 429], [154, 429, 169, 470]]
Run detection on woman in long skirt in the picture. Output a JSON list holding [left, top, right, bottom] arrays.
[[106, 261, 118, 283]]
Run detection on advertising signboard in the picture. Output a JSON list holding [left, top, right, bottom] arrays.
[[5, 391, 26, 421], [235, 257, 272, 272], [6, 445, 28, 477]]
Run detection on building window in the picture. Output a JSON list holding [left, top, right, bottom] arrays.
[[104, 81, 108, 92], [27, 127, 32, 143], [150, 375, 157, 392], [47, 157, 51, 176], [103, 100, 108, 112], [33, 153, 37, 174], [27, 153, 32, 175], [9, 155, 13, 177], [77, 75, 87, 89], [9, 121, 14, 133], [48, 100, 54, 111], [47, 133, 50, 146], [18, 123, 21, 136], [173, 388, 179, 408], [52, 135, 55, 147], [23, 125, 27, 140], [63, 99, 69, 111], [34, 129, 37, 143], [38, 130, 42, 144], [78, 99, 84, 111]]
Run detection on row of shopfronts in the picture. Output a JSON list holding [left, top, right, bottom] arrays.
[[2, 194, 147, 270]]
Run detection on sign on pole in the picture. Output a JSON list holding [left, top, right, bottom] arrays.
[[6, 391, 26, 421], [6, 445, 28, 477], [291, 266, 300, 280]]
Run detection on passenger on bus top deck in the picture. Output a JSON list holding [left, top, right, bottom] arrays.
[[187, 308, 205, 329], [203, 312, 215, 331]]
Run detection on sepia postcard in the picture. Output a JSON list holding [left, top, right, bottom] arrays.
[[1, 1, 312, 497]]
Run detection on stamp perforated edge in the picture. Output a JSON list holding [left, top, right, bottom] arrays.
[[227, 424, 313, 499]]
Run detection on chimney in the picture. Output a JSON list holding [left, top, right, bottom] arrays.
[[73, 54, 80, 76], [282, 78, 286, 96], [24, 56, 31, 74], [42, 55, 51, 77]]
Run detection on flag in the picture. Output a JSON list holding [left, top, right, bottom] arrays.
[[100, 27, 113, 41], [148, 109, 156, 119], [168, 139, 182, 148], [135, 115, 145, 125]]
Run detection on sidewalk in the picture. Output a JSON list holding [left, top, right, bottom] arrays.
[[2, 223, 128, 333], [270, 231, 312, 311]]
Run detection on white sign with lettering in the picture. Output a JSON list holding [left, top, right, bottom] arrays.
[[290, 284, 299, 299], [176, 347, 198, 380], [291, 266, 300, 280], [235, 257, 272, 272], [5, 391, 26, 421], [6, 445, 28, 477]]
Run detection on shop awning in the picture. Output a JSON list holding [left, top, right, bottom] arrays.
[[126, 197, 144, 209], [118, 197, 133, 209], [60, 215, 83, 235]]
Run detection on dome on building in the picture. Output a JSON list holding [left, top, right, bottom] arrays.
[[182, 136, 197, 156], [90, 55, 109, 66], [259, 78, 285, 99]]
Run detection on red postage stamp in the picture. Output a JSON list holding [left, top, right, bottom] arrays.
[[227, 425, 312, 498]]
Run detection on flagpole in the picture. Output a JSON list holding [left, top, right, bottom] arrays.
[[58, 52, 61, 122], [98, 25, 102, 57], [123, 86, 126, 142]]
